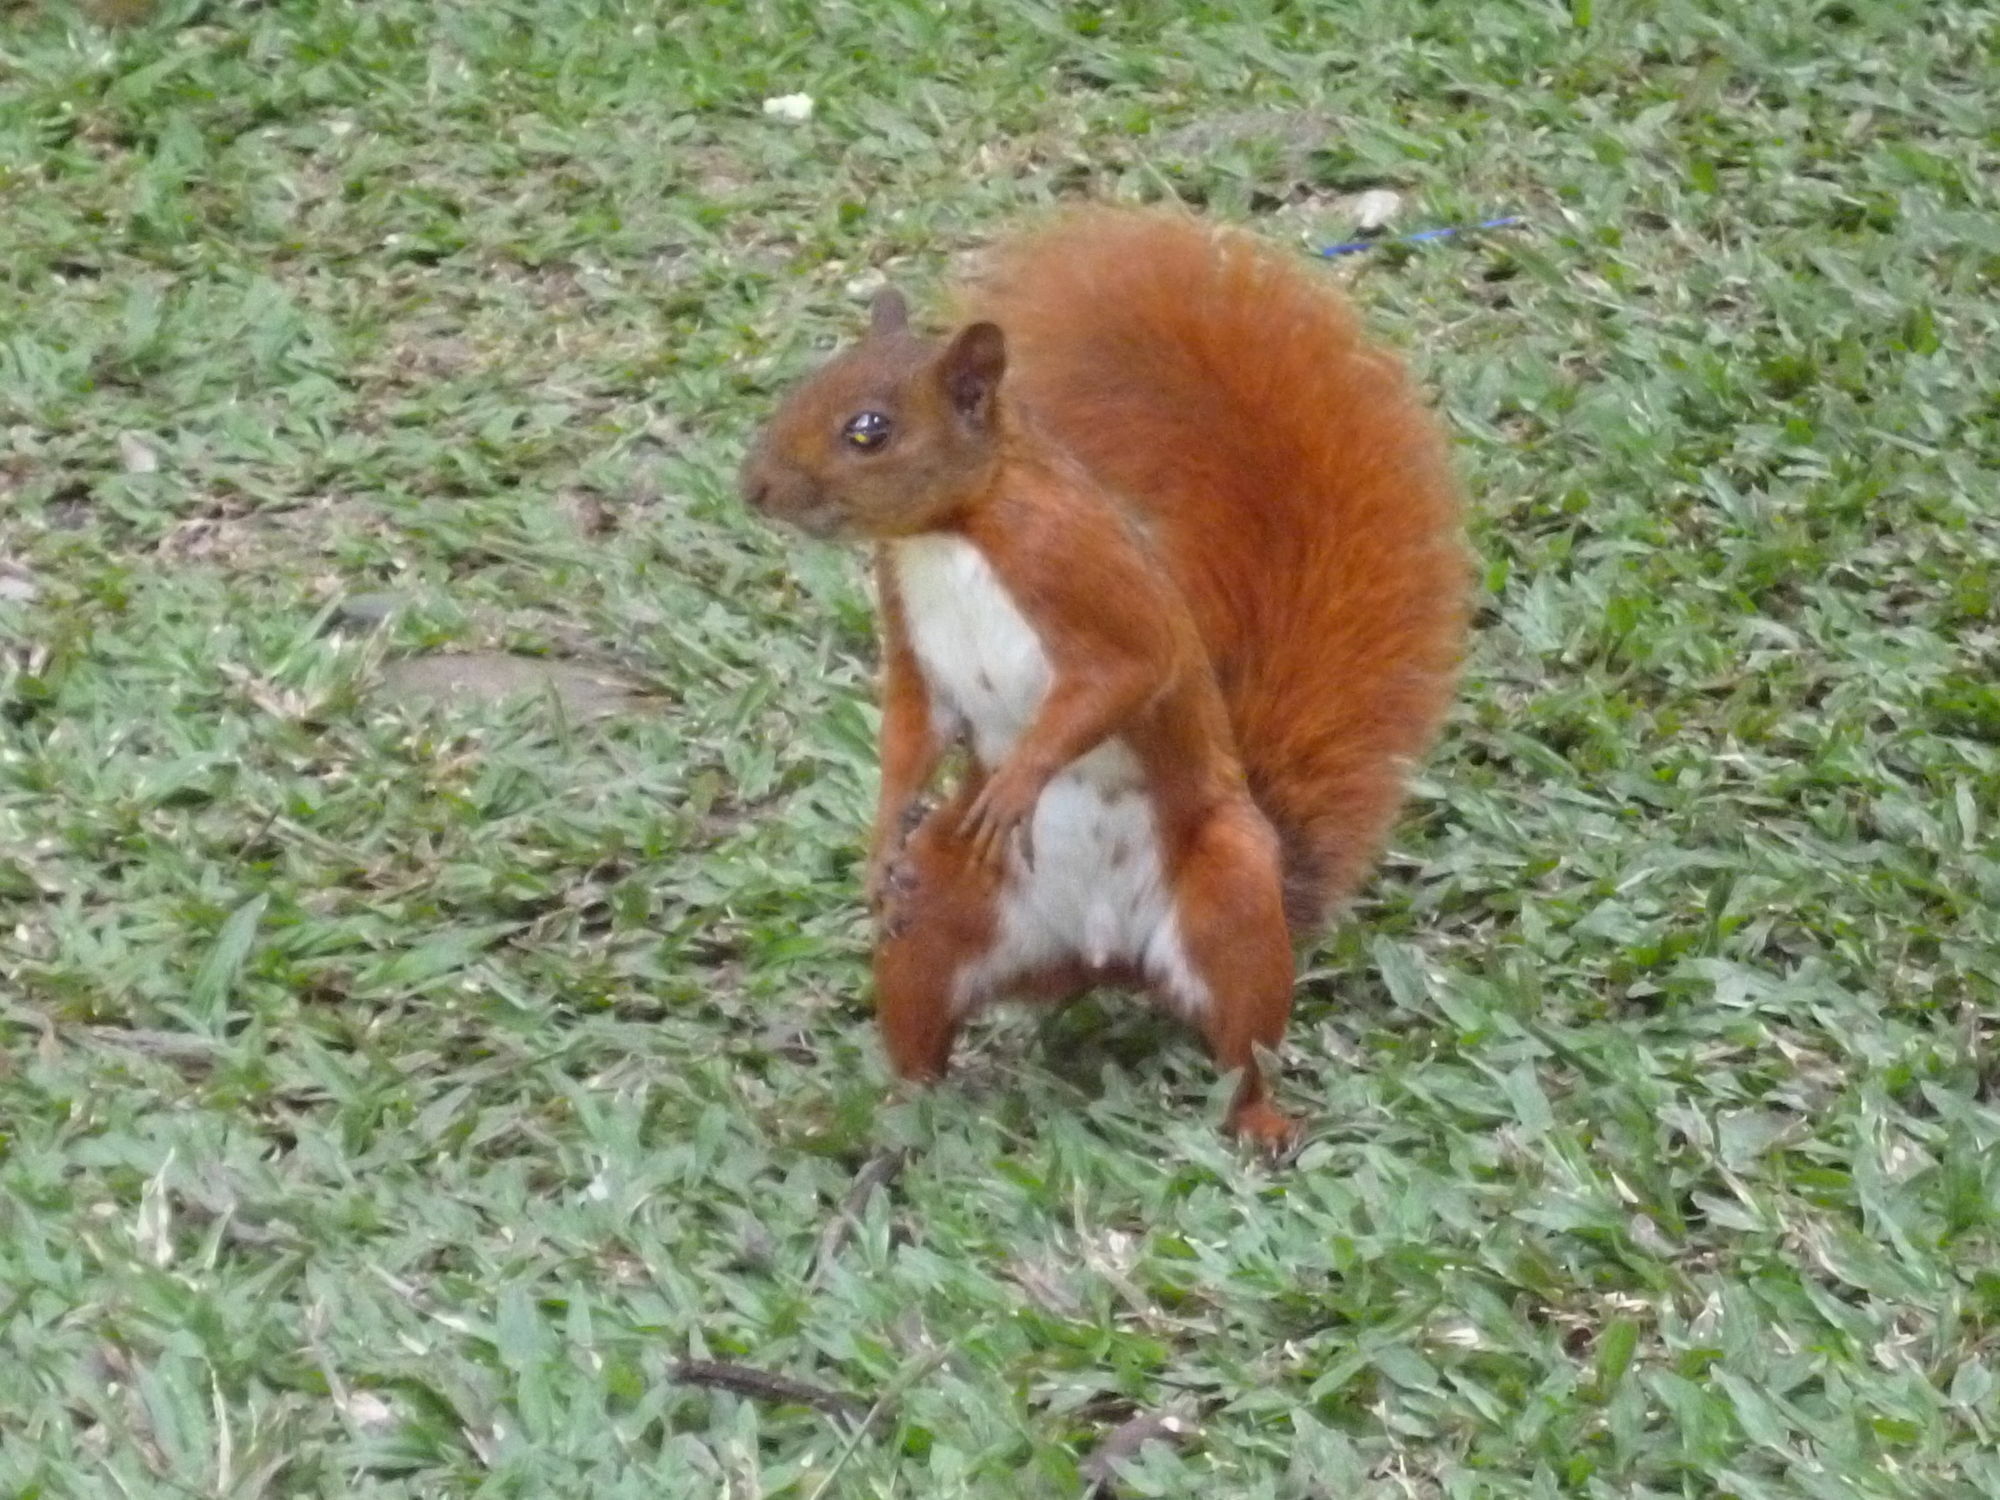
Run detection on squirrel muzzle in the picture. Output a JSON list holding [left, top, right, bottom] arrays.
[[738, 445, 847, 540]]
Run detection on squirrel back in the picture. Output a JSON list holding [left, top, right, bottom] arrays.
[[957, 208, 1468, 928]]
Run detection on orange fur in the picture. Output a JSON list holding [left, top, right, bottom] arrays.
[[740, 207, 1467, 1144], [959, 208, 1468, 926]]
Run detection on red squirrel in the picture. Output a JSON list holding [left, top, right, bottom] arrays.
[[738, 207, 1466, 1145]]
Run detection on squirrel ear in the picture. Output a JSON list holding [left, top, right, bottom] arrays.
[[869, 289, 910, 338], [937, 322, 1007, 427]]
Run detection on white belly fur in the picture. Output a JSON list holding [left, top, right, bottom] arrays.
[[890, 534, 1209, 1017]]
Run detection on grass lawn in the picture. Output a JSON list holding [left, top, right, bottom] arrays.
[[3, 0, 1998, 1493]]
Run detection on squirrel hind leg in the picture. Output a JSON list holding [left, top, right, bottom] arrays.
[[871, 806, 1006, 1083], [1162, 804, 1301, 1149]]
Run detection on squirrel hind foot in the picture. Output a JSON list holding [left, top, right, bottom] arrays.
[[1225, 1096, 1300, 1154]]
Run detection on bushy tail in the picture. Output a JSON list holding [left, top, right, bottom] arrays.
[[960, 207, 1468, 929]]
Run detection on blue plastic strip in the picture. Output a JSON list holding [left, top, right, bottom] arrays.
[[1317, 216, 1524, 257]]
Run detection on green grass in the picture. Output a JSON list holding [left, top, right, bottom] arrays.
[[3, 0, 1998, 1494]]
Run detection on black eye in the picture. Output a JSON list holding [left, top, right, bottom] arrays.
[[842, 411, 893, 450]]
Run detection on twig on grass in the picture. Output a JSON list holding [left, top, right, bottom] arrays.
[[806, 1146, 910, 1288], [668, 1360, 871, 1427], [802, 1340, 962, 1500], [83, 1026, 226, 1075]]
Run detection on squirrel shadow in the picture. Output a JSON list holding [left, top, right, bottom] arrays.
[[1028, 992, 1205, 1096]]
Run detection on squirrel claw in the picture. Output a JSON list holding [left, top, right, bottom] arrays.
[[959, 775, 1036, 873]]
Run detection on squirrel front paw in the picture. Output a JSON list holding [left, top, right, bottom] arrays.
[[958, 764, 1041, 871]]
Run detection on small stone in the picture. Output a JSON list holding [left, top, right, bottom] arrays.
[[1351, 188, 1404, 231], [555, 488, 616, 538], [340, 1390, 395, 1432], [0, 562, 38, 604], [326, 591, 409, 635], [46, 495, 92, 530], [117, 433, 159, 474]]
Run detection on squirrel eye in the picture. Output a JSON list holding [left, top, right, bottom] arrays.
[[842, 411, 893, 450]]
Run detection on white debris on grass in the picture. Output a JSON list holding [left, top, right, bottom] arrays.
[[762, 93, 814, 122]]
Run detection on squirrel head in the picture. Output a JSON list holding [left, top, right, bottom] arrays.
[[739, 290, 1008, 541]]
